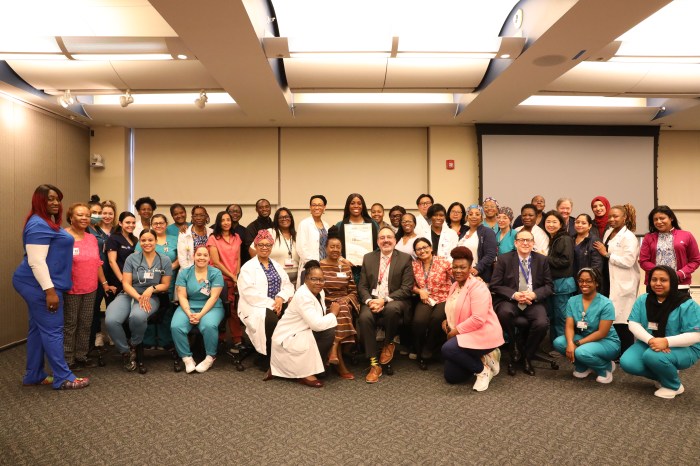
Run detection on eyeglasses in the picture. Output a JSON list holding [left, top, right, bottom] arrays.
[[451, 211, 464, 215], [151, 222, 166, 227], [415, 246, 431, 253], [257, 243, 272, 249], [515, 238, 534, 243], [307, 277, 325, 284], [310, 203, 325, 208], [577, 279, 594, 285], [418, 201, 433, 206], [389, 214, 402, 218], [278, 216, 291, 221]]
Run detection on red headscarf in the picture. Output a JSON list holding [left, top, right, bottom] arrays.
[[591, 196, 610, 238]]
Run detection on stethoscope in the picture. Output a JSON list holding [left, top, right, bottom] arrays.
[[135, 253, 165, 285]]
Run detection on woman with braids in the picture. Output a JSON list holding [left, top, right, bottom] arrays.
[[594, 203, 641, 354]]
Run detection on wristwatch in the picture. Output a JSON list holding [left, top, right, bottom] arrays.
[[152, 285, 158, 292], [574, 340, 581, 347]]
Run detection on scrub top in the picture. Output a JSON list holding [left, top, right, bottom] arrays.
[[123, 251, 173, 294], [136, 237, 178, 298], [565, 293, 619, 343], [105, 234, 136, 284], [14, 215, 74, 291], [497, 229, 517, 255], [175, 265, 224, 312], [629, 294, 700, 354], [88, 225, 110, 262]]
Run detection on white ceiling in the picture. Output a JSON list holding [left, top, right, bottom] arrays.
[[1, 0, 699, 129]]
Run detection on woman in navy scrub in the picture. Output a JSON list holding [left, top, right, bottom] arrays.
[[13, 184, 89, 390]]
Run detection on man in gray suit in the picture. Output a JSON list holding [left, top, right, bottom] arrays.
[[358, 227, 415, 383]]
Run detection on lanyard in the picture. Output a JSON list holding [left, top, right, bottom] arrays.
[[281, 234, 293, 258], [518, 257, 531, 286], [423, 258, 433, 288], [378, 255, 392, 285]]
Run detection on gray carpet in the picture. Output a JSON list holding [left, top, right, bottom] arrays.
[[0, 344, 698, 466]]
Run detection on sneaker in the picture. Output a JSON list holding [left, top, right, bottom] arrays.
[[182, 356, 196, 374], [195, 355, 215, 373], [59, 377, 90, 390], [483, 348, 501, 377], [595, 361, 616, 384], [408, 352, 418, 360], [573, 368, 593, 379], [94, 332, 104, 347], [654, 384, 685, 399], [473, 365, 493, 392]]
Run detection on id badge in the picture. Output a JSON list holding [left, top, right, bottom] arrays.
[[284, 258, 294, 267], [73, 247, 80, 256], [576, 321, 588, 330], [337, 272, 347, 278], [200, 287, 210, 296], [163, 245, 169, 253], [428, 298, 437, 307], [371, 288, 378, 298], [648, 322, 659, 331], [144, 271, 154, 280]]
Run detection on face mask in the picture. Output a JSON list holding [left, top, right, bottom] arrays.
[[90, 214, 102, 225]]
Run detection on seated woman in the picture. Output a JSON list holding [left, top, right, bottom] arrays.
[[171, 246, 224, 374], [552, 268, 620, 383], [105, 229, 172, 374], [320, 226, 358, 379], [237, 230, 295, 370], [412, 237, 453, 370], [268, 261, 340, 388], [441, 247, 504, 392], [620, 265, 700, 399]]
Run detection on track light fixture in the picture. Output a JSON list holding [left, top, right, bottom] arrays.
[[194, 90, 208, 109], [58, 90, 75, 108], [119, 90, 134, 108]]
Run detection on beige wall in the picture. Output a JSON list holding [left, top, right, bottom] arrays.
[[1, 95, 90, 348], [89, 126, 130, 212]]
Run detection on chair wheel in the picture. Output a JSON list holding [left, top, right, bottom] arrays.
[[507, 364, 516, 376], [173, 360, 182, 372], [235, 364, 245, 372], [385, 363, 394, 376]]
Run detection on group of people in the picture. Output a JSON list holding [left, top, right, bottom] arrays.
[[13, 186, 700, 398]]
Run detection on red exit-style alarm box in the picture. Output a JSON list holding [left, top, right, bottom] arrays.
[[446, 160, 455, 170]]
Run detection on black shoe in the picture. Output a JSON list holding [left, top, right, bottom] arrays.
[[418, 359, 428, 370], [507, 362, 516, 376], [523, 359, 535, 376], [512, 345, 522, 363], [123, 352, 136, 371], [75, 358, 97, 369], [135, 344, 147, 374]]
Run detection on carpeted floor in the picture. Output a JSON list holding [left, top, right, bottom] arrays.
[[0, 343, 698, 466]]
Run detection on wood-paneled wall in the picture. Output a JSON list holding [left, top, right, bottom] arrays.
[[0, 96, 90, 348]]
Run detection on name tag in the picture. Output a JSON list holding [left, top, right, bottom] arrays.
[[163, 246, 169, 253], [337, 272, 347, 278], [284, 258, 294, 267], [576, 321, 588, 330], [73, 247, 80, 256], [648, 322, 659, 331], [144, 272, 154, 280], [200, 287, 210, 296]]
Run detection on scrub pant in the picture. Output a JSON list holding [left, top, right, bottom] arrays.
[[620, 341, 698, 391], [441, 337, 494, 384], [143, 305, 174, 348], [13, 278, 75, 389], [105, 292, 160, 354], [63, 291, 97, 364], [547, 292, 574, 343], [553, 334, 620, 377], [171, 306, 224, 357]]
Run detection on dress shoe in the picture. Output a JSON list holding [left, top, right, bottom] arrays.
[[379, 342, 395, 365], [523, 359, 535, 376], [365, 365, 382, 383], [262, 369, 273, 382], [507, 362, 516, 376], [298, 377, 324, 388], [512, 345, 522, 363]]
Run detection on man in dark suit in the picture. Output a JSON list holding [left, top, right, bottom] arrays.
[[490, 229, 553, 376], [358, 227, 415, 383]]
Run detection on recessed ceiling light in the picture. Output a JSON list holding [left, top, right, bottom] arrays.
[[177, 54, 188, 59]]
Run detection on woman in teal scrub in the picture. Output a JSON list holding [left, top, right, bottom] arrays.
[[620, 265, 700, 399], [553, 267, 620, 383]]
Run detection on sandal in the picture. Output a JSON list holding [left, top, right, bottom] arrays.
[[23, 376, 54, 386], [59, 377, 90, 390]]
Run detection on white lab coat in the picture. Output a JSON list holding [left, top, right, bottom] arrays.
[[270, 285, 337, 378], [515, 225, 550, 256], [603, 226, 641, 324], [433, 227, 459, 262], [177, 225, 213, 269], [296, 216, 329, 264], [237, 257, 295, 355], [415, 214, 431, 240]]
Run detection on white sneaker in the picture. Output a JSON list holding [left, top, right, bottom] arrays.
[[483, 348, 501, 377], [654, 384, 684, 399], [595, 361, 616, 384], [408, 352, 418, 360], [182, 357, 196, 374], [94, 332, 104, 347], [573, 368, 593, 379], [473, 365, 493, 392], [195, 355, 215, 373]]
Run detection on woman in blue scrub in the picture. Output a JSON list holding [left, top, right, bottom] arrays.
[[171, 246, 224, 374], [620, 265, 700, 399], [105, 228, 172, 374], [12, 184, 89, 390], [553, 267, 620, 383]]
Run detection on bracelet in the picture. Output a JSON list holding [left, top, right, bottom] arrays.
[[102, 281, 108, 286], [574, 340, 581, 347]]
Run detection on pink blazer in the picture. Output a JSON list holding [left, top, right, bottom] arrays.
[[449, 279, 505, 350]]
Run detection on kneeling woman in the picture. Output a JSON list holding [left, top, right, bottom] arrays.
[[620, 265, 700, 399], [552, 268, 620, 383], [106, 229, 172, 373], [171, 246, 224, 374], [441, 247, 504, 392], [268, 261, 340, 388]]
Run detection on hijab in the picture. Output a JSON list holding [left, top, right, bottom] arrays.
[[645, 265, 691, 337], [591, 196, 610, 238]]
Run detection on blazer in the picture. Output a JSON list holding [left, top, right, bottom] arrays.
[[358, 249, 415, 304], [449, 279, 505, 350], [270, 285, 337, 378], [457, 225, 498, 282], [489, 250, 553, 307], [296, 216, 330, 265], [639, 229, 700, 285]]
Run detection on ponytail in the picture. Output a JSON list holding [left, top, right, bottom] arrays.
[[612, 204, 636, 232]]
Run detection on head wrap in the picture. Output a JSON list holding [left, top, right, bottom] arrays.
[[591, 196, 611, 238], [498, 206, 514, 221], [483, 197, 499, 208], [645, 265, 691, 338], [254, 229, 274, 245], [467, 204, 484, 217]]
